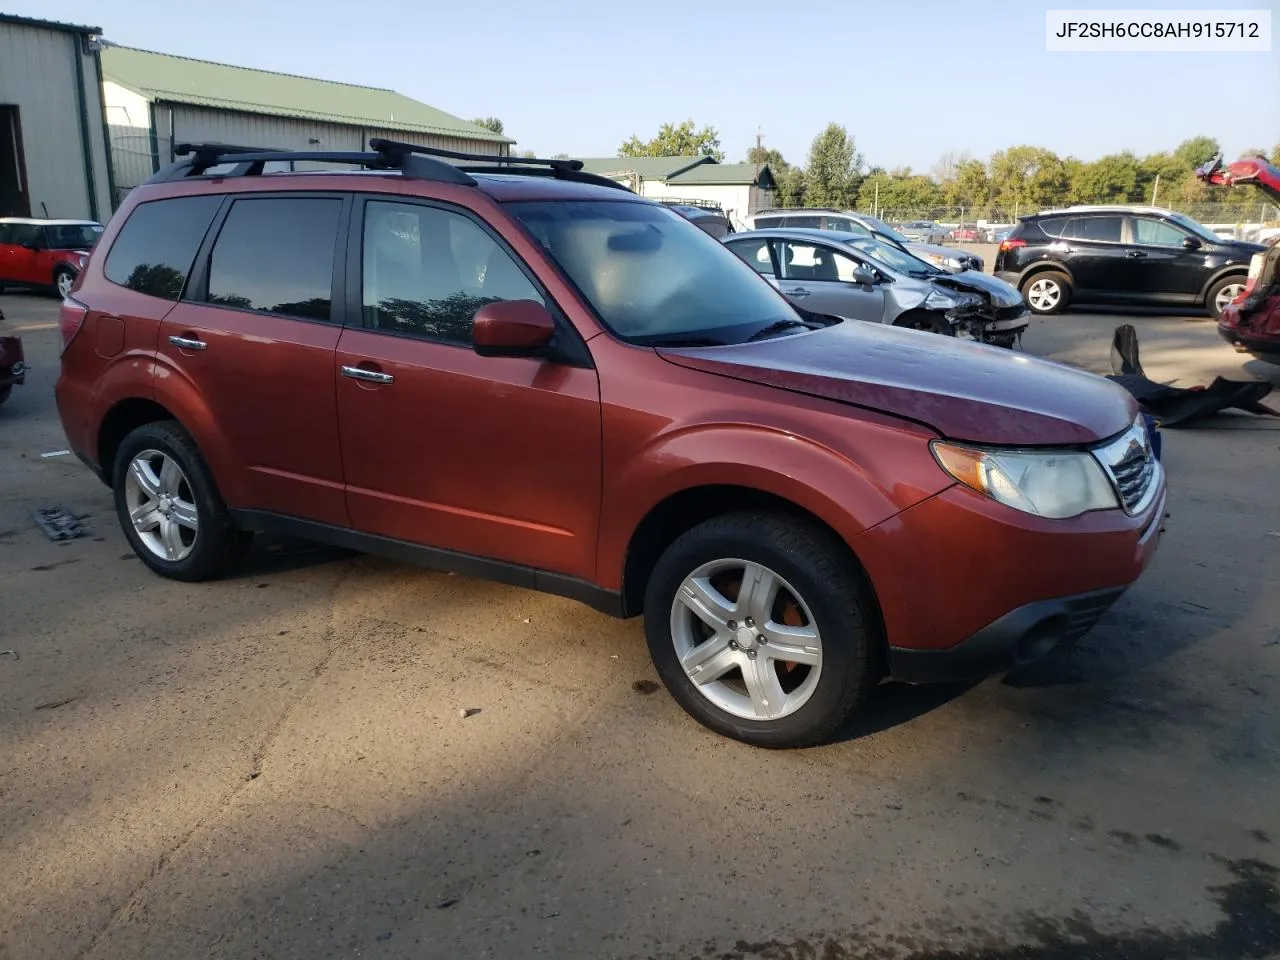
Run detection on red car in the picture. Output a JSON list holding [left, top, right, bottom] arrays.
[[950, 226, 980, 242], [55, 140, 1166, 747], [1197, 155, 1280, 363], [0, 324, 24, 405], [0, 218, 104, 298]]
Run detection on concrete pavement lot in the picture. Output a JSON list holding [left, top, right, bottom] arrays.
[[1, 294, 1278, 960]]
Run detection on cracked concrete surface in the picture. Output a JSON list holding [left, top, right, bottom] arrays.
[[1, 296, 1278, 959]]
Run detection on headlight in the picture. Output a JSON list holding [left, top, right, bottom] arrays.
[[924, 289, 980, 310], [931, 442, 1120, 518]]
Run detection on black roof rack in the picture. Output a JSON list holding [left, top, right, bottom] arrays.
[[146, 140, 633, 193]]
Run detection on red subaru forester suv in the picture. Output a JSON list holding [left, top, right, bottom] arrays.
[[56, 141, 1166, 747]]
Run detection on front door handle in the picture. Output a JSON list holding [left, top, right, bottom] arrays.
[[341, 364, 394, 385], [1127, 250, 1148, 258], [168, 335, 206, 351]]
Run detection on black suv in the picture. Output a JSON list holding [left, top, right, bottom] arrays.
[[993, 206, 1264, 318]]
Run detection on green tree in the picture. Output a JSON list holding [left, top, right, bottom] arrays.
[[472, 116, 505, 135], [1271, 144, 1280, 165], [943, 159, 991, 212], [803, 123, 863, 209], [988, 146, 1068, 214], [1172, 135, 1220, 169], [1071, 152, 1143, 203], [619, 120, 724, 160]]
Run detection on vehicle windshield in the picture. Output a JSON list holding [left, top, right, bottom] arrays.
[[844, 236, 939, 278], [507, 200, 803, 345], [1164, 211, 1221, 243], [45, 223, 104, 249], [860, 216, 910, 244]]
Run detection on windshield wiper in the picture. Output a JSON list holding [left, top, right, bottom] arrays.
[[643, 335, 729, 348], [745, 318, 814, 342]]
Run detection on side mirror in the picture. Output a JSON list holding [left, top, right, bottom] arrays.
[[472, 299, 556, 359], [852, 265, 876, 287], [1182, 236, 1202, 250]]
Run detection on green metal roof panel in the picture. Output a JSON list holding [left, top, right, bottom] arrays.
[[666, 163, 774, 186], [101, 46, 512, 143], [576, 156, 713, 181]]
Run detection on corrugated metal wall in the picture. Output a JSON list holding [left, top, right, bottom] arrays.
[[0, 22, 112, 220], [148, 104, 508, 168]]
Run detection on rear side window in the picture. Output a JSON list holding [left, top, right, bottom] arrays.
[[726, 237, 775, 275], [753, 216, 783, 228], [785, 215, 821, 228], [1064, 216, 1122, 242], [104, 196, 222, 300], [205, 197, 342, 322], [1037, 217, 1068, 237]]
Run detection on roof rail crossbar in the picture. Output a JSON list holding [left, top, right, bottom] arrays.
[[453, 164, 634, 193], [147, 145, 477, 186], [369, 137, 585, 172]]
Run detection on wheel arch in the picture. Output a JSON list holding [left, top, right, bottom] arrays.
[[1018, 262, 1074, 290], [619, 483, 887, 670], [97, 397, 179, 486], [1198, 265, 1250, 301]]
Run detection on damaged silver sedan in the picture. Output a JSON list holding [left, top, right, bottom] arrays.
[[724, 228, 1029, 347]]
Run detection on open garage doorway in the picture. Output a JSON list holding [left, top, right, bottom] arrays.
[[0, 106, 30, 217]]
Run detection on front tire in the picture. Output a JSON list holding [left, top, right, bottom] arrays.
[[113, 420, 251, 581], [1206, 275, 1247, 319], [643, 511, 875, 748], [1021, 271, 1070, 315]]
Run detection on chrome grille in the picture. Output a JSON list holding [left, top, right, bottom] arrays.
[[1093, 417, 1160, 515]]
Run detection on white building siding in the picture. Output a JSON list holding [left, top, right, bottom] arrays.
[[103, 79, 156, 199], [638, 182, 766, 230], [0, 20, 112, 221]]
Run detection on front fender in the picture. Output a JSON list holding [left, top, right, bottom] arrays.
[[596, 420, 949, 592]]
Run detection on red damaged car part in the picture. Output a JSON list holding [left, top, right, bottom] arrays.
[[1196, 155, 1280, 363]]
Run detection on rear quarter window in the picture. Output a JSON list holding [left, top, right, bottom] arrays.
[[753, 216, 783, 228], [104, 195, 223, 300], [1036, 217, 1068, 238]]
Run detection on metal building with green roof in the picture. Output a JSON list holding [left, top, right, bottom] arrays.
[[101, 45, 513, 200]]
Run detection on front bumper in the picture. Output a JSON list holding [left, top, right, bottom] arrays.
[[856, 475, 1168, 684], [888, 586, 1127, 683]]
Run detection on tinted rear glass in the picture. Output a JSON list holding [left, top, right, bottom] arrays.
[[753, 217, 783, 228], [1065, 216, 1122, 242], [105, 196, 222, 300], [1037, 217, 1068, 237], [205, 197, 342, 321]]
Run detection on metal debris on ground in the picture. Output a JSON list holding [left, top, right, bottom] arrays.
[[32, 506, 85, 542], [0, 650, 19, 661], [39, 450, 71, 458]]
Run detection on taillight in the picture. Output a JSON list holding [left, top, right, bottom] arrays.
[[59, 297, 88, 354], [999, 238, 1026, 252]]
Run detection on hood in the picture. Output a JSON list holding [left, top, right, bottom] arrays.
[[907, 241, 981, 271], [658, 321, 1136, 446], [930, 270, 1023, 307]]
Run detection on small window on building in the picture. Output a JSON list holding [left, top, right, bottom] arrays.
[[362, 200, 544, 346], [104, 196, 223, 300], [205, 197, 342, 321]]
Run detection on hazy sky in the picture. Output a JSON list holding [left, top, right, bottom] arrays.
[[11, 0, 1280, 169]]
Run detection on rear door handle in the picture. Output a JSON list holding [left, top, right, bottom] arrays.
[[1127, 250, 1148, 258], [341, 364, 394, 384], [168, 335, 206, 351]]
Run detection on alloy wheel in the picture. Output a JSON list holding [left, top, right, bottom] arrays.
[[124, 449, 199, 561], [1215, 281, 1245, 315], [56, 272, 74, 298], [1026, 277, 1061, 312], [669, 559, 823, 721]]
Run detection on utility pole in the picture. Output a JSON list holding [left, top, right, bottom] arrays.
[[1151, 174, 1160, 207]]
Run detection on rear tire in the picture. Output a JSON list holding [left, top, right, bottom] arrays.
[[1206, 275, 1247, 319], [52, 267, 75, 300], [112, 420, 251, 582], [643, 511, 875, 748], [1021, 271, 1070, 315]]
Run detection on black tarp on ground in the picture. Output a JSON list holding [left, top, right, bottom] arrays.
[[1106, 324, 1279, 427]]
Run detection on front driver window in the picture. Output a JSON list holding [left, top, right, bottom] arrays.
[[1133, 217, 1187, 247], [726, 237, 774, 276], [363, 200, 544, 346]]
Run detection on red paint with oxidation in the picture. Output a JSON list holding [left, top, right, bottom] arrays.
[[56, 166, 1166, 658]]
